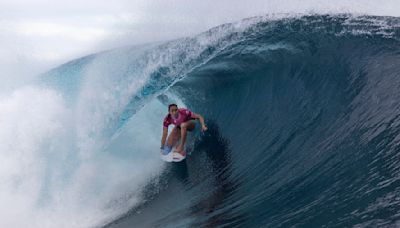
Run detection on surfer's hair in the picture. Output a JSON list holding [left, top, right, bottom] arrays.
[[168, 103, 178, 111]]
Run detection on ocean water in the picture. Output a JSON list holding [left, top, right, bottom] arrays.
[[1, 14, 400, 227]]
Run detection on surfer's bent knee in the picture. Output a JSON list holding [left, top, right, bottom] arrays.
[[181, 120, 195, 131]]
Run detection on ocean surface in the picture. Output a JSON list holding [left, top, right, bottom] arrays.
[[3, 14, 400, 227]]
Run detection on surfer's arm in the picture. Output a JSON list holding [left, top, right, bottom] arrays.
[[192, 113, 207, 131], [161, 127, 168, 148]]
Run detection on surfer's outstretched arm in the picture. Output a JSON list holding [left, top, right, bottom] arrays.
[[161, 127, 168, 148], [192, 113, 208, 132]]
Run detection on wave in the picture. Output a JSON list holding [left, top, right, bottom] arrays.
[[1, 14, 399, 227], [106, 14, 400, 227]]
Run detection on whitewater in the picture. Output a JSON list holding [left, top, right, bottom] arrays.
[[1, 14, 400, 227]]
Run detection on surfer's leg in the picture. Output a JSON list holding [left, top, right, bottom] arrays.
[[167, 126, 181, 147], [176, 121, 195, 154], [185, 120, 196, 132]]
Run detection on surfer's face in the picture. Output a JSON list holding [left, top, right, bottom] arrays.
[[169, 106, 179, 118]]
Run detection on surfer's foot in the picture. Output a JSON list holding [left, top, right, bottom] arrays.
[[175, 145, 185, 156], [176, 145, 183, 152]]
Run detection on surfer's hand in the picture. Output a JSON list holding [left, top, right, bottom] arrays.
[[201, 125, 208, 132]]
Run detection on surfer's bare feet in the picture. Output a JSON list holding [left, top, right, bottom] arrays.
[[175, 145, 185, 156], [175, 144, 183, 152]]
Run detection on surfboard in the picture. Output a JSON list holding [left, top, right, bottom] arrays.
[[160, 146, 186, 162]]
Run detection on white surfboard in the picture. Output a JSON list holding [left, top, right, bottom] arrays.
[[160, 147, 186, 162]]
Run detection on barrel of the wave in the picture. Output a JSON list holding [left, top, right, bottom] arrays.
[[159, 104, 208, 162]]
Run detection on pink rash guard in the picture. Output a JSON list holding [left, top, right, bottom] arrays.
[[163, 108, 196, 128]]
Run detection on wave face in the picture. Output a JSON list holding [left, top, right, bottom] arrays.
[[4, 15, 399, 227], [104, 15, 400, 227]]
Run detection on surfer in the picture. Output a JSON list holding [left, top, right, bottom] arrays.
[[160, 104, 207, 156]]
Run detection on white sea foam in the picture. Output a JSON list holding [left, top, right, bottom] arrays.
[[0, 85, 166, 227]]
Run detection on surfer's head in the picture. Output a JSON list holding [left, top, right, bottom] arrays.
[[168, 104, 178, 118]]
